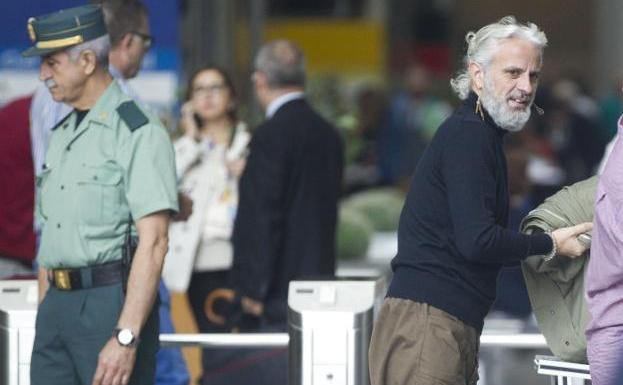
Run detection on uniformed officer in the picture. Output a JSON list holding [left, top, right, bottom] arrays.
[[23, 5, 178, 385]]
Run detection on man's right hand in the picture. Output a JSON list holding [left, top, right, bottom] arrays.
[[551, 222, 593, 258], [204, 290, 263, 331], [92, 337, 136, 385]]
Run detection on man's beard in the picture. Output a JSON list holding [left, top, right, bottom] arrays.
[[480, 77, 533, 132]]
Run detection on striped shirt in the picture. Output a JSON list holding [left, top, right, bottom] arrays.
[[585, 117, 623, 384]]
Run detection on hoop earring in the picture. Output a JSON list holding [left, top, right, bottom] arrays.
[[475, 96, 485, 120]]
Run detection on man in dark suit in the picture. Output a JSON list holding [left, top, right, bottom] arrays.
[[203, 39, 343, 385], [232, 39, 344, 326]]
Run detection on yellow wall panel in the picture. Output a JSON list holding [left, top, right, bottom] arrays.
[[265, 19, 385, 77]]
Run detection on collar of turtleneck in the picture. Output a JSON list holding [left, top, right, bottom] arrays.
[[465, 91, 507, 138]]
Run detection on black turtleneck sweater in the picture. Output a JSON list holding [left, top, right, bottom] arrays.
[[387, 92, 553, 332]]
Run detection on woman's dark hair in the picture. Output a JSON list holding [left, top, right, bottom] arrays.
[[185, 65, 238, 124]]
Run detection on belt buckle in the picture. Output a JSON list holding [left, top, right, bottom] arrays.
[[54, 269, 71, 290]]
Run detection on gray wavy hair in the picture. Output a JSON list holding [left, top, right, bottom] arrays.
[[450, 16, 547, 100], [67, 35, 110, 67]]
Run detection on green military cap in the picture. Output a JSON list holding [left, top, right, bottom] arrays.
[[22, 4, 107, 57]]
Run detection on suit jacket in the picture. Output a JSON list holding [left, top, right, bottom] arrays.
[[231, 98, 344, 323]]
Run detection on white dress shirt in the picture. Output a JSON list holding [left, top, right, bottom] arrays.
[[265, 91, 304, 119]]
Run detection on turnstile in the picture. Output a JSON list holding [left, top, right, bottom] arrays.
[[0, 280, 38, 385], [288, 278, 385, 385], [535, 355, 591, 385]]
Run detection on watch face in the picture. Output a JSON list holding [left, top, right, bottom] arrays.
[[118, 329, 134, 345]]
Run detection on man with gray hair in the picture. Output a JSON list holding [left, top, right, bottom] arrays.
[[30, 0, 153, 178], [368, 16, 591, 385], [28, 2, 191, 385], [23, 5, 178, 385], [220, 39, 343, 384]]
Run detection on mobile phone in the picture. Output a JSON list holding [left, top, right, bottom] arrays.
[[193, 112, 203, 127]]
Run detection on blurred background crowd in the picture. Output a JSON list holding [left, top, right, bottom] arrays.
[[5, 0, 619, 262]]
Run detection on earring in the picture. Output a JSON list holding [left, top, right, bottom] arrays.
[[533, 103, 545, 116], [475, 96, 485, 120]]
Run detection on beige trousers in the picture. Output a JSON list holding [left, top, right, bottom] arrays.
[[368, 298, 480, 385]]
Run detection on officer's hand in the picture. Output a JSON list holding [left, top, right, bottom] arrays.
[[91, 337, 136, 385], [551, 222, 593, 259]]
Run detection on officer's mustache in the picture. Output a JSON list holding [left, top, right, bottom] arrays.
[[44, 78, 57, 89]]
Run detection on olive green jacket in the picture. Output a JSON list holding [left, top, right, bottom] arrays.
[[520, 176, 597, 363]]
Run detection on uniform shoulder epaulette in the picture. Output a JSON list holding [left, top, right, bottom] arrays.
[[51, 111, 72, 131], [117, 100, 148, 132]]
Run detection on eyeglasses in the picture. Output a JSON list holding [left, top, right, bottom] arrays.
[[192, 84, 227, 97], [131, 31, 153, 49]]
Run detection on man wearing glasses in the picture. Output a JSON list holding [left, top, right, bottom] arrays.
[[106, 3, 152, 82]]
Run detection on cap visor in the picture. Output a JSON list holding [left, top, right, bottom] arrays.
[[22, 45, 66, 58]]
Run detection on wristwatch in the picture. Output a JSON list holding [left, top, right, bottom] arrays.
[[113, 328, 138, 347]]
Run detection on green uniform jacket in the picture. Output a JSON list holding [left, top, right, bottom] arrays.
[[520, 176, 597, 363], [36, 80, 178, 269]]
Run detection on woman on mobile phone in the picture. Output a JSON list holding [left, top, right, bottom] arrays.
[[162, 65, 250, 374]]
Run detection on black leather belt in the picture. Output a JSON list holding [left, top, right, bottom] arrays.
[[48, 261, 125, 291]]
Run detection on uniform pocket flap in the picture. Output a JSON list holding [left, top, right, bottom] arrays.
[[77, 165, 122, 186]]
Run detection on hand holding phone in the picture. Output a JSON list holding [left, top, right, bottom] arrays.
[[181, 102, 200, 141]]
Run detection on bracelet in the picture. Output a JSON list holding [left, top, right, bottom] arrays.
[[543, 231, 558, 262]]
